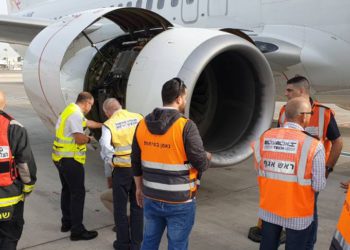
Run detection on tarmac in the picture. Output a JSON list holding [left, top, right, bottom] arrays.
[[1, 71, 350, 249]]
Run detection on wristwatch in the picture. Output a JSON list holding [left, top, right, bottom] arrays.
[[326, 166, 333, 173]]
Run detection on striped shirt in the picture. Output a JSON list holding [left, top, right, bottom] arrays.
[[258, 122, 326, 230]]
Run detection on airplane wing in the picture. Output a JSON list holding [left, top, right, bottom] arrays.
[[0, 15, 52, 45]]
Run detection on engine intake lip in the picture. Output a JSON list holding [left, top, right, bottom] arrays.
[[177, 35, 275, 166]]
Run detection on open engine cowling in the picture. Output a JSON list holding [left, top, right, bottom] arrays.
[[23, 7, 275, 167]]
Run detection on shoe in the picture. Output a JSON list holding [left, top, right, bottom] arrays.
[[248, 226, 286, 245], [61, 225, 71, 233], [248, 226, 262, 243], [70, 230, 98, 241]]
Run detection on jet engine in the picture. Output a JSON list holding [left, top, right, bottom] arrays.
[[23, 8, 275, 166]]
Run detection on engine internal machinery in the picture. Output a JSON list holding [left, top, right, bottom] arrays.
[[84, 34, 156, 123], [23, 8, 275, 167]]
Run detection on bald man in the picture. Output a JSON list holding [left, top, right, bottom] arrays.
[[253, 97, 326, 250], [249, 76, 342, 247], [0, 91, 37, 249], [99, 98, 143, 250]]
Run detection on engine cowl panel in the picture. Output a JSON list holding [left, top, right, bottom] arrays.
[[23, 7, 275, 167]]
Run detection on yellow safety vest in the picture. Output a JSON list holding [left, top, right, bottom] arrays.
[[52, 103, 87, 164], [104, 109, 142, 167]]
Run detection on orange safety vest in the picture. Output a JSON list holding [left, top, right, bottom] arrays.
[[0, 112, 18, 187], [253, 127, 319, 218], [136, 116, 198, 203], [332, 187, 350, 249], [278, 101, 333, 162]]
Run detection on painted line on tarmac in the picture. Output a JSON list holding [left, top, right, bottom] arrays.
[[341, 152, 350, 158]]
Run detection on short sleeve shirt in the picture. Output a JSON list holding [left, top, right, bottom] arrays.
[[326, 114, 341, 141], [54, 103, 86, 137], [65, 111, 86, 137]]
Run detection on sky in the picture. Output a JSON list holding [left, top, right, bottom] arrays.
[[0, 0, 7, 15], [0, 0, 19, 58]]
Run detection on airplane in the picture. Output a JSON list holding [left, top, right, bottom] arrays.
[[1, 0, 350, 167]]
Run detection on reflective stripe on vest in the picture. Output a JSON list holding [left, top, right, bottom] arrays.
[[318, 106, 325, 139], [255, 127, 318, 218], [142, 160, 190, 172], [115, 145, 132, 153], [0, 112, 17, 187], [279, 112, 286, 126], [104, 110, 142, 168], [333, 187, 350, 249], [52, 103, 87, 164], [136, 116, 199, 203], [333, 230, 350, 250], [54, 137, 74, 144], [52, 151, 86, 157], [112, 157, 131, 165], [143, 179, 196, 192], [0, 194, 24, 207]]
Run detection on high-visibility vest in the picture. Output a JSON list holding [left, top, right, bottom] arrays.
[[52, 103, 87, 164], [104, 109, 142, 168], [0, 112, 17, 186], [278, 101, 333, 162], [332, 187, 350, 249], [0, 112, 24, 208], [253, 127, 319, 218], [136, 116, 198, 203]]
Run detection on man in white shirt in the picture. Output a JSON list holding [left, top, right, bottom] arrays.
[[99, 98, 143, 250], [52, 92, 102, 241]]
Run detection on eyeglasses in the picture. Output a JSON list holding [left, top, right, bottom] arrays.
[[173, 77, 184, 98], [300, 111, 314, 115]]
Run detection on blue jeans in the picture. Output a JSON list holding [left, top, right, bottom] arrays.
[[260, 220, 312, 250], [141, 197, 196, 250], [305, 192, 319, 250]]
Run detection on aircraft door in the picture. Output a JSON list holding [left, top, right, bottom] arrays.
[[181, 0, 198, 23], [208, 0, 228, 16]]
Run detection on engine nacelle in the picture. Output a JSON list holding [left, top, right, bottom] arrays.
[[23, 7, 275, 167], [126, 28, 274, 166]]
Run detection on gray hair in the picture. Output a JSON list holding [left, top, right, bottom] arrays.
[[102, 98, 121, 116]]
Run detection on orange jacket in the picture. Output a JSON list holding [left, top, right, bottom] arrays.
[[0, 113, 17, 187], [253, 127, 319, 218], [136, 116, 198, 203], [332, 187, 350, 249], [278, 101, 333, 162]]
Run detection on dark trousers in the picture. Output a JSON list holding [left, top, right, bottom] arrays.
[[260, 220, 312, 250], [329, 237, 342, 250], [306, 192, 319, 250], [0, 201, 24, 250], [55, 158, 85, 234], [112, 167, 143, 250]]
